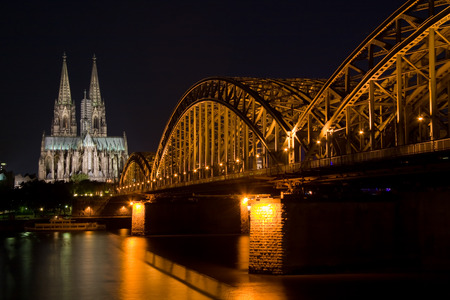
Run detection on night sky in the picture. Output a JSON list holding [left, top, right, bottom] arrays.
[[1, 0, 405, 175]]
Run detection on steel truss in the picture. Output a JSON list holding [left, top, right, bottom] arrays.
[[151, 78, 325, 187], [295, 0, 450, 159], [119, 152, 154, 192], [120, 0, 450, 191]]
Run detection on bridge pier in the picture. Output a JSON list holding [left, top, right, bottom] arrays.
[[131, 202, 146, 235], [248, 183, 450, 275], [248, 194, 399, 275]]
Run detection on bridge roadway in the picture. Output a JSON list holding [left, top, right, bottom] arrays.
[[120, 138, 450, 198]]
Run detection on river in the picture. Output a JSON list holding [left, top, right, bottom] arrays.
[[1, 229, 450, 299]]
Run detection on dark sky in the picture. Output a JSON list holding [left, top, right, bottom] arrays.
[[0, 0, 405, 175]]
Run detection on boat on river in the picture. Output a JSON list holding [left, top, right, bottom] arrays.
[[25, 217, 106, 231]]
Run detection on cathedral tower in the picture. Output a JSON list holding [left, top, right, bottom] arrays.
[[51, 53, 77, 136], [89, 55, 107, 137]]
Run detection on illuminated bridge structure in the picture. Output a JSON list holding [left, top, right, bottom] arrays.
[[120, 0, 450, 195], [115, 1, 450, 276]]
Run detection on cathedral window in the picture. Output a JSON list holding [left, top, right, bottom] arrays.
[[63, 116, 69, 129], [93, 117, 99, 130]]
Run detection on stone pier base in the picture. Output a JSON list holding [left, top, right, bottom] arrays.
[[248, 198, 285, 274], [131, 202, 146, 235]]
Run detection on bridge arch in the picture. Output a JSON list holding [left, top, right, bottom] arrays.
[[119, 152, 155, 192], [294, 0, 450, 159], [151, 77, 326, 186]]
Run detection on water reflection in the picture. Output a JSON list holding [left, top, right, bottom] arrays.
[[0, 232, 210, 300], [2, 231, 449, 300]]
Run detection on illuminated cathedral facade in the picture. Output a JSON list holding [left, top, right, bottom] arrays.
[[38, 54, 128, 182]]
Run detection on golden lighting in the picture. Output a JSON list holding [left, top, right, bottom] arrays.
[[242, 197, 249, 205], [256, 154, 260, 158], [130, 201, 134, 206], [284, 148, 288, 152], [359, 130, 364, 135], [174, 173, 178, 177], [205, 166, 209, 170], [219, 163, 223, 166], [418, 116, 424, 121], [236, 158, 240, 163], [316, 140, 321, 144], [131, 202, 146, 236], [194, 169, 197, 173], [251, 203, 276, 221]]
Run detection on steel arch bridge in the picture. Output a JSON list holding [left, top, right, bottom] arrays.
[[120, 0, 450, 193], [119, 152, 155, 191]]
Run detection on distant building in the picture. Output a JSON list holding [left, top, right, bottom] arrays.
[[14, 174, 36, 188], [38, 54, 128, 182]]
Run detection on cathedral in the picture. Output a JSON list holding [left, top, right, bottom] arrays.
[[38, 54, 128, 182]]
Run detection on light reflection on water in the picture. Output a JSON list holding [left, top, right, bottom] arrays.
[[0, 231, 210, 300], [2, 231, 449, 300]]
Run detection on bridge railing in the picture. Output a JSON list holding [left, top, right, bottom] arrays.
[[300, 138, 450, 171]]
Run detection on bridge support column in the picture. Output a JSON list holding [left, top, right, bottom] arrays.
[[248, 198, 286, 274], [131, 202, 146, 235]]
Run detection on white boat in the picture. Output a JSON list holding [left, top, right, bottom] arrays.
[[25, 217, 106, 231]]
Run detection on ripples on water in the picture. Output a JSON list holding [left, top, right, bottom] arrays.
[[2, 230, 450, 300], [0, 230, 211, 300]]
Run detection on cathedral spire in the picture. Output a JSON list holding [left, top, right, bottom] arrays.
[[89, 54, 102, 106], [57, 52, 72, 105]]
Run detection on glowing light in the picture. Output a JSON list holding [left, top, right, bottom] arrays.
[[284, 148, 288, 152], [359, 130, 364, 135], [418, 116, 424, 121], [194, 169, 197, 173], [242, 197, 249, 205], [251, 203, 276, 221], [130, 201, 134, 206], [256, 154, 260, 158], [316, 140, 321, 144], [236, 158, 240, 163], [174, 173, 178, 177], [219, 163, 223, 167], [40, 207, 44, 211], [205, 166, 209, 170], [147, 180, 150, 183], [183, 171, 186, 175]]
